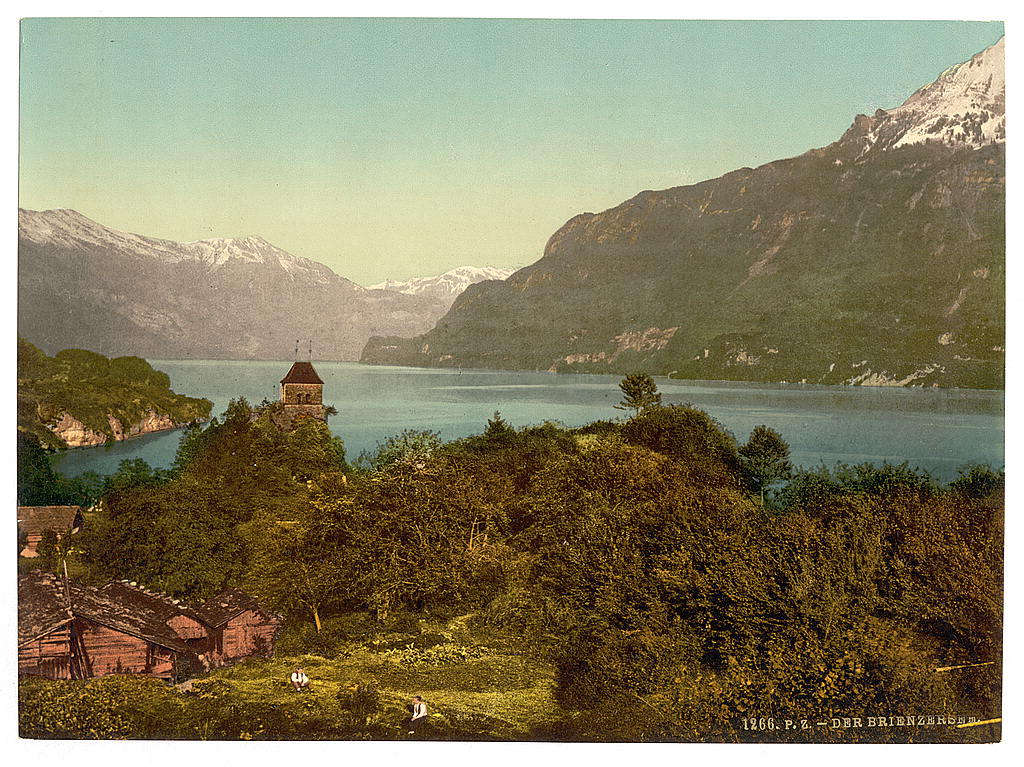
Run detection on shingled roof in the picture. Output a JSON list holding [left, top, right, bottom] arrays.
[[280, 361, 324, 385], [18, 570, 74, 646], [99, 580, 204, 624], [193, 588, 268, 627], [68, 582, 191, 653], [19, 573, 274, 652], [17, 506, 83, 536]]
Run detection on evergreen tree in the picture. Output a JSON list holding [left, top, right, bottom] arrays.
[[483, 411, 515, 443], [738, 425, 793, 504], [614, 373, 662, 417]]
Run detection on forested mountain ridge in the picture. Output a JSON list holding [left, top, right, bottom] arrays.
[[17, 338, 212, 449], [362, 39, 1004, 388]]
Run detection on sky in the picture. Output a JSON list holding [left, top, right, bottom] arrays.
[[18, 18, 1005, 285]]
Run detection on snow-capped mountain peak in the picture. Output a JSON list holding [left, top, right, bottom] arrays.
[[370, 265, 516, 299], [842, 37, 1004, 156], [18, 208, 347, 286]]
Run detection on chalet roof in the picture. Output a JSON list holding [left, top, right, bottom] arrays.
[[17, 506, 83, 536], [280, 361, 324, 385], [194, 588, 274, 627], [68, 582, 191, 653], [18, 570, 73, 646], [19, 573, 274, 652], [99, 581, 205, 625]]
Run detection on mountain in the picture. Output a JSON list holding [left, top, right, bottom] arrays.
[[370, 266, 516, 303], [18, 210, 457, 360], [362, 39, 1005, 388]]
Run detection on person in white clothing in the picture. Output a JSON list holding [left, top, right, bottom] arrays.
[[408, 695, 427, 734], [290, 667, 310, 692]]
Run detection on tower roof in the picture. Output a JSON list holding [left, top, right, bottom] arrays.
[[281, 361, 324, 385]]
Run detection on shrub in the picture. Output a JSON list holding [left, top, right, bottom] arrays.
[[622, 404, 742, 484], [19, 675, 180, 739], [948, 463, 1003, 499], [376, 643, 487, 666], [336, 683, 381, 723]]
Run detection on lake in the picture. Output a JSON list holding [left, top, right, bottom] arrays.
[[50, 360, 1004, 482]]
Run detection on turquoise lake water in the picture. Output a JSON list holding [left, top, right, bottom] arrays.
[[49, 360, 1004, 482]]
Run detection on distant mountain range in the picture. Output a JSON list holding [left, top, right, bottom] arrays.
[[18, 209, 510, 360], [362, 38, 1005, 388], [371, 266, 515, 302]]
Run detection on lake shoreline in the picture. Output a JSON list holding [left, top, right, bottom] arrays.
[[49, 361, 1003, 482], [147, 358, 1007, 396]]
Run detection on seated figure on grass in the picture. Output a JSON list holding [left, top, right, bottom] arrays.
[[408, 695, 428, 735], [290, 667, 310, 692]]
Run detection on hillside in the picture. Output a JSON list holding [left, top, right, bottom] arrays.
[[362, 39, 1005, 388], [17, 338, 212, 449], [18, 210, 470, 360]]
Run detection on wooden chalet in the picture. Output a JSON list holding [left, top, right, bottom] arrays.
[[18, 571, 282, 681], [66, 580, 192, 679], [192, 588, 282, 665], [17, 506, 84, 558], [18, 571, 74, 679]]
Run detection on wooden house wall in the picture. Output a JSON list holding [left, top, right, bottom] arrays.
[[21, 533, 43, 558], [19, 625, 72, 680], [167, 614, 207, 640], [75, 618, 177, 679], [217, 610, 279, 662]]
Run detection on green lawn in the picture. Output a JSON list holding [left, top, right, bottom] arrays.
[[177, 613, 561, 740]]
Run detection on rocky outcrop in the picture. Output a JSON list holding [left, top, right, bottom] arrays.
[[48, 409, 192, 448], [48, 412, 109, 448]]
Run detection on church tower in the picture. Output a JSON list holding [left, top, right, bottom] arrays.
[[278, 359, 327, 431]]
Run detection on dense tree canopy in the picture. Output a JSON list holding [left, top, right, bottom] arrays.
[[22, 393, 1003, 742]]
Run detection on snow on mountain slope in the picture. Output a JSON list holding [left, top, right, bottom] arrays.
[[370, 266, 516, 299], [851, 37, 1004, 155], [18, 208, 349, 287], [18, 208, 464, 360]]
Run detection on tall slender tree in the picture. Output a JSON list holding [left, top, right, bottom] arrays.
[[614, 374, 662, 417]]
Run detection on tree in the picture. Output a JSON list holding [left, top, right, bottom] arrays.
[[738, 425, 793, 504], [364, 429, 442, 471], [17, 432, 98, 507], [614, 374, 662, 417], [102, 458, 168, 495], [36, 529, 60, 570], [245, 518, 347, 632], [483, 411, 515, 444]]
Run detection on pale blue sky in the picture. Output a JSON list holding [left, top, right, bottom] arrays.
[[19, 18, 1004, 284]]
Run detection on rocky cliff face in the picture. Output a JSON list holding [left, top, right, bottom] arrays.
[[18, 211, 459, 360], [362, 39, 1005, 388], [46, 410, 183, 448]]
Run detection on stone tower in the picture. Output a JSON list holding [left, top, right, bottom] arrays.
[[277, 360, 326, 431]]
